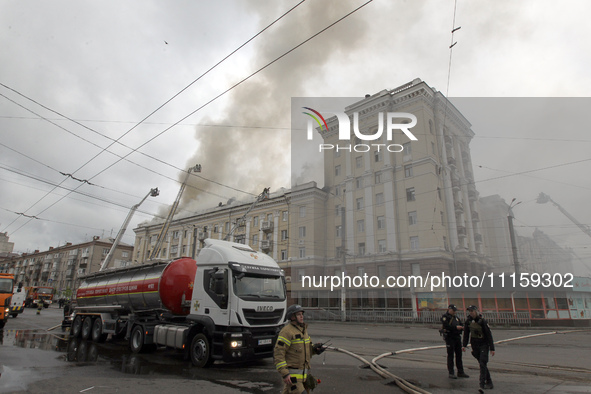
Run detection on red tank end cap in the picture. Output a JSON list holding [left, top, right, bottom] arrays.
[[159, 257, 197, 315]]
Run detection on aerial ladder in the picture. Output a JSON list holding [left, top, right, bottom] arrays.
[[536, 192, 591, 240], [100, 187, 160, 271], [224, 187, 270, 241], [149, 164, 201, 260]]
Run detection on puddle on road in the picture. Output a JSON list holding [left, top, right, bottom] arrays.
[[1, 328, 280, 392]]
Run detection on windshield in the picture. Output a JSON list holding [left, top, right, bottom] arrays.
[[37, 288, 53, 295], [233, 274, 285, 301], [0, 278, 14, 294]]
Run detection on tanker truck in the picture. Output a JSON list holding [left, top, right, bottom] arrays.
[[70, 238, 287, 367]]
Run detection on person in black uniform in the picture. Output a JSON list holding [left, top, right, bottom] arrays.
[[462, 305, 495, 390], [441, 304, 469, 379]]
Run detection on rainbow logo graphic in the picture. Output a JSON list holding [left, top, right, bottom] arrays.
[[302, 107, 329, 139]]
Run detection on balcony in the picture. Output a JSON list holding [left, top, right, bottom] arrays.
[[471, 211, 479, 222], [454, 201, 464, 213], [261, 221, 274, 233], [261, 240, 272, 251], [451, 179, 461, 191], [447, 156, 457, 168], [474, 233, 483, 243], [444, 135, 453, 150]]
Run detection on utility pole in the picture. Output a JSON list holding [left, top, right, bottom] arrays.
[[508, 198, 521, 275], [341, 206, 347, 322]]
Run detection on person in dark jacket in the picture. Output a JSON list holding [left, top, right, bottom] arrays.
[[463, 305, 495, 390], [441, 304, 469, 379]]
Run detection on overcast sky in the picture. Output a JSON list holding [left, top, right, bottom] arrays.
[[1, 1, 590, 274]]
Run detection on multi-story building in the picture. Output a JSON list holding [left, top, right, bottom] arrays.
[[0, 236, 133, 297], [133, 181, 327, 304], [295, 78, 487, 311]]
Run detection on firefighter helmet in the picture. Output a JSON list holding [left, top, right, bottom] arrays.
[[286, 304, 305, 321]]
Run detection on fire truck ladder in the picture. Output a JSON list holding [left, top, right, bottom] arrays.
[[224, 187, 270, 241], [536, 192, 591, 240], [149, 164, 201, 260], [100, 187, 160, 271]]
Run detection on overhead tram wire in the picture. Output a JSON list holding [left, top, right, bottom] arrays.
[[6, 0, 375, 237], [0, 2, 308, 233], [85, 0, 376, 182]]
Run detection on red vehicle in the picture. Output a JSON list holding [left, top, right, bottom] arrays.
[[25, 286, 54, 308], [0, 273, 15, 328]]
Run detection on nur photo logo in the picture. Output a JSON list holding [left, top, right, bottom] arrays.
[[302, 107, 418, 153]]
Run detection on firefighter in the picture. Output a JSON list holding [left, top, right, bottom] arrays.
[[36, 300, 43, 315], [462, 305, 495, 390], [274, 304, 326, 393], [440, 304, 469, 379]]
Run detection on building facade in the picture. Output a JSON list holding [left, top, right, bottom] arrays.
[[0, 236, 133, 297]]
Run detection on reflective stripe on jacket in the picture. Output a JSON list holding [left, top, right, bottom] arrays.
[[273, 322, 314, 378]]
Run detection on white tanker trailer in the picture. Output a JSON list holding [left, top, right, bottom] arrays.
[[70, 239, 287, 367]]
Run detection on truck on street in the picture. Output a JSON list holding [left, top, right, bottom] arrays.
[[69, 238, 287, 367], [9, 283, 26, 317], [0, 273, 15, 328], [25, 286, 54, 308]]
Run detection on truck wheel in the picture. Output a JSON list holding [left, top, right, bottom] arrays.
[[190, 333, 213, 368], [11, 313, 18, 318], [92, 317, 107, 343], [130, 325, 145, 353], [71, 316, 83, 337], [81, 317, 94, 339]]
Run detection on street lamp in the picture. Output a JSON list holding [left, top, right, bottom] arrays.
[[508, 198, 522, 275]]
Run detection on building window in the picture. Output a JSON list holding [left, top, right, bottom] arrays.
[[375, 193, 384, 205], [408, 211, 417, 226], [281, 250, 287, 260], [182, 245, 187, 255], [356, 177, 364, 189], [406, 187, 415, 201], [378, 239, 387, 253], [252, 234, 258, 246], [335, 204, 341, 216], [432, 141, 436, 155], [358, 242, 366, 255], [122, 251, 129, 258], [335, 165, 341, 176], [441, 211, 445, 226], [410, 236, 419, 251], [281, 230, 288, 241], [299, 226, 306, 238], [357, 266, 365, 276], [378, 265, 386, 279], [335, 149, 341, 158], [173, 230, 180, 239], [356, 156, 362, 169], [225, 222, 230, 232], [267, 213, 273, 222], [299, 247, 306, 258], [335, 186, 341, 196], [443, 236, 449, 251], [377, 216, 385, 230], [374, 150, 382, 162], [336, 246, 342, 257], [171, 245, 178, 256], [437, 187, 442, 200], [356, 197, 364, 210], [411, 263, 421, 276], [357, 220, 365, 233], [336, 225, 342, 238], [404, 165, 413, 178], [403, 142, 412, 155], [375, 172, 382, 184], [299, 206, 306, 218], [282, 211, 288, 221], [102, 248, 109, 256]]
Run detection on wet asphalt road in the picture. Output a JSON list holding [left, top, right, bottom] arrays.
[[1, 306, 591, 393]]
